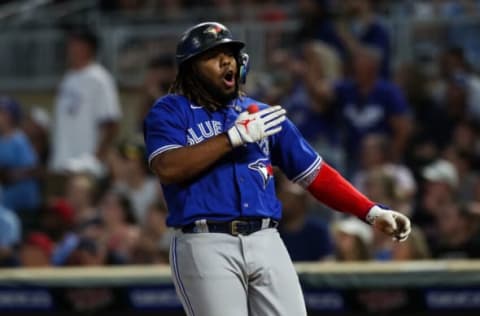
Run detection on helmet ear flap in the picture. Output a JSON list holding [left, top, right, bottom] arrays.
[[238, 52, 250, 84]]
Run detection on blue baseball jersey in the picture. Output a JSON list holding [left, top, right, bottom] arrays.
[[144, 94, 321, 227]]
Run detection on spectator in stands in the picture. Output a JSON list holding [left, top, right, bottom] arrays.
[[51, 217, 105, 266], [392, 226, 431, 260], [297, 0, 391, 78], [0, 96, 41, 213], [332, 217, 372, 261], [98, 189, 139, 264], [336, 0, 391, 78], [137, 55, 176, 131], [414, 159, 459, 246], [0, 205, 21, 267], [353, 134, 416, 215], [445, 74, 469, 131], [133, 201, 170, 263], [50, 27, 121, 173], [109, 141, 161, 224], [65, 237, 107, 266], [277, 176, 334, 261], [281, 41, 344, 169], [317, 45, 411, 176], [65, 173, 97, 226], [432, 202, 480, 259], [444, 144, 479, 203], [130, 232, 166, 264], [449, 120, 480, 158], [21, 106, 50, 167], [40, 198, 75, 242], [296, 0, 345, 56], [19, 232, 53, 267], [416, 62, 474, 151], [404, 134, 440, 182], [440, 47, 480, 122]]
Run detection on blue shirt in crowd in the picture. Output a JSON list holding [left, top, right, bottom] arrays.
[[316, 19, 391, 78], [335, 79, 409, 153], [279, 216, 333, 261], [0, 130, 40, 212], [282, 83, 340, 146]]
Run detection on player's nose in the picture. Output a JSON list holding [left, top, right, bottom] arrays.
[[219, 53, 233, 67]]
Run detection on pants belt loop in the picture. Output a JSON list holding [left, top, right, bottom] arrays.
[[261, 218, 270, 230], [195, 219, 209, 233]]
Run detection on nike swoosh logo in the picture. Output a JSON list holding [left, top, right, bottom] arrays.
[[190, 104, 203, 109]]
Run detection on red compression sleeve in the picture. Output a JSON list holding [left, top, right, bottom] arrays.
[[307, 163, 374, 220]]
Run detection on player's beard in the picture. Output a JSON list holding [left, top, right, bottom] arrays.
[[196, 70, 238, 108]]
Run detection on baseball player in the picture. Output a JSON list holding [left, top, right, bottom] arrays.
[[143, 22, 411, 316]]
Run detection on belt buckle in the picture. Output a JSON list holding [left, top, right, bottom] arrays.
[[230, 220, 246, 236]]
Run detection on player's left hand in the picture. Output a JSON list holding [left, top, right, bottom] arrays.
[[365, 205, 411, 242]]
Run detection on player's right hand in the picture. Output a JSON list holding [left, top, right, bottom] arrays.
[[366, 205, 411, 242], [227, 105, 286, 147]]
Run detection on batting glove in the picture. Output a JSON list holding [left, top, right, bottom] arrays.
[[365, 205, 411, 242], [227, 105, 286, 147]]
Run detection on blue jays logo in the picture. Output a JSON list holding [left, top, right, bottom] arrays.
[[203, 25, 224, 39], [248, 159, 274, 189]]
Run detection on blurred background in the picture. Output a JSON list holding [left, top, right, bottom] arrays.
[[2, 0, 480, 315]]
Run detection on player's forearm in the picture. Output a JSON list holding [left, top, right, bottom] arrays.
[[151, 133, 232, 185], [306, 162, 374, 220]]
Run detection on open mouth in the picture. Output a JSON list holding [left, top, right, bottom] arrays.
[[223, 70, 235, 88]]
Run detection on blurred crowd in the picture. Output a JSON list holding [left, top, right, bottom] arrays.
[[2, 0, 480, 267]]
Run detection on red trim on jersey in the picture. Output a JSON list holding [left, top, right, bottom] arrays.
[[307, 163, 374, 220]]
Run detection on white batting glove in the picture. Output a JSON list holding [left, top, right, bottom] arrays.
[[227, 105, 286, 147], [365, 205, 411, 242]]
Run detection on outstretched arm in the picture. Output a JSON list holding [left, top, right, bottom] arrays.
[[307, 163, 411, 242]]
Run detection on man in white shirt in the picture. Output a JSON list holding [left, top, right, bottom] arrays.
[[50, 28, 122, 173]]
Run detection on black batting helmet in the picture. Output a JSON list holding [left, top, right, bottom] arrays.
[[175, 22, 245, 66]]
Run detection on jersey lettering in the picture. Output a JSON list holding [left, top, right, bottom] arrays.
[[187, 120, 223, 145]]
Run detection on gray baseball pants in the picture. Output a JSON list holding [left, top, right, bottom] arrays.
[[169, 227, 307, 316]]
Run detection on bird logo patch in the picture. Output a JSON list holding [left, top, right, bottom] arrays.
[[203, 25, 224, 39], [248, 159, 274, 189]]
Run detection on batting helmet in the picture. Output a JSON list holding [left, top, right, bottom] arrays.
[[176, 22, 250, 83]]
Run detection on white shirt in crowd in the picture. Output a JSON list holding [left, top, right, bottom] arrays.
[[50, 62, 122, 172]]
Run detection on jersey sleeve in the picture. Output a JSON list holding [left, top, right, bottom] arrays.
[[143, 97, 187, 166], [271, 118, 322, 187]]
